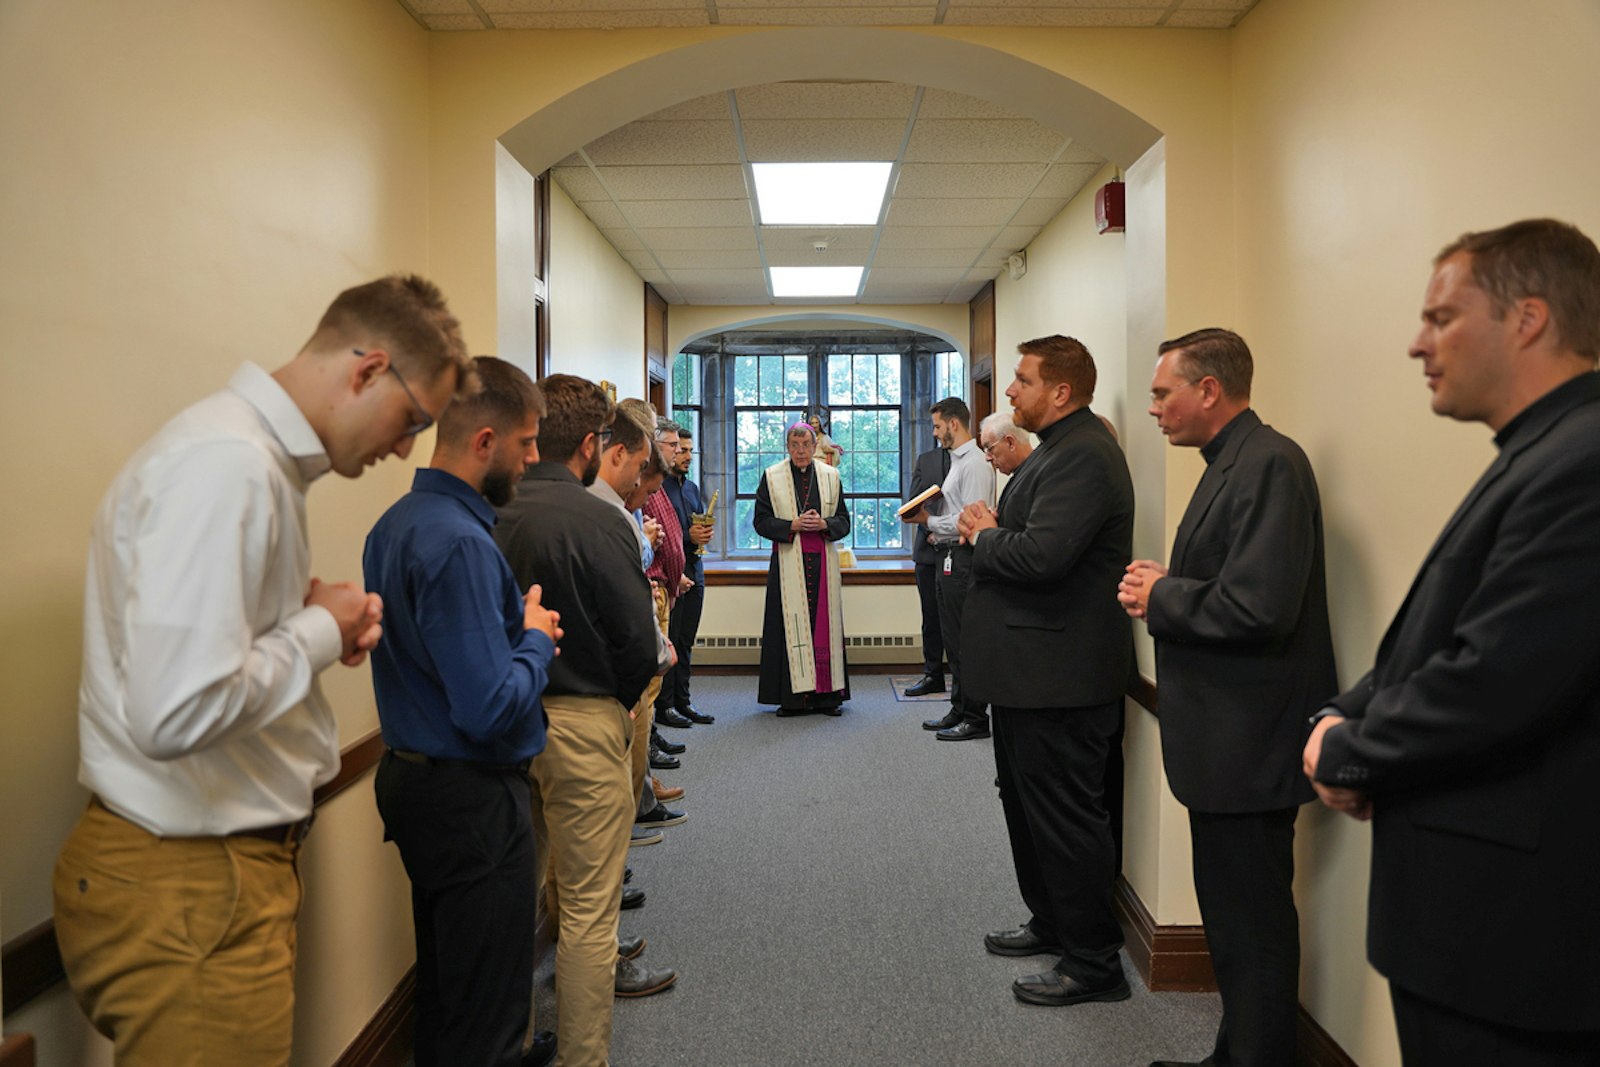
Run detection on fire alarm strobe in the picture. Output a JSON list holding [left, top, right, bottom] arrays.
[[1095, 180, 1126, 234]]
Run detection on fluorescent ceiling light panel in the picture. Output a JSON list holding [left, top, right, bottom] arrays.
[[769, 266, 865, 298], [752, 162, 893, 225]]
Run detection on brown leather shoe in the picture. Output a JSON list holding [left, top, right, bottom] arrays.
[[615, 955, 677, 997], [652, 776, 685, 802]]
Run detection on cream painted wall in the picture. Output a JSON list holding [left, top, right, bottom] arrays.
[[548, 183, 648, 393], [1228, 2, 1600, 1064], [496, 142, 541, 376], [0, 0, 431, 1059]]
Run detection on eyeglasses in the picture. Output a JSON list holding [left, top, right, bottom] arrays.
[[356, 349, 435, 437], [981, 439, 1006, 455]]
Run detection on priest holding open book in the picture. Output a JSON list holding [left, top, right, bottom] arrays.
[[753, 419, 852, 715]]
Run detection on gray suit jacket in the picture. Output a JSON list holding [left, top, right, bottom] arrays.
[[1147, 409, 1334, 813]]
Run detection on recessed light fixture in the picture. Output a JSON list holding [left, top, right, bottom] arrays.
[[752, 162, 893, 225], [769, 266, 865, 298]]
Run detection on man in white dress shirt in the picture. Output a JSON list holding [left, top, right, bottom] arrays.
[[907, 396, 998, 741], [52, 275, 469, 1066]]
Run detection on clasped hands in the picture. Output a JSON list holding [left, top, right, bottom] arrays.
[[954, 502, 997, 543], [790, 509, 827, 533], [306, 578, 382, 667], [1116, 560, 1168, 619]]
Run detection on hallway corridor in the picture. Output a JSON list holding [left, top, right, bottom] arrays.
[[539, 674, 1222, 1066]]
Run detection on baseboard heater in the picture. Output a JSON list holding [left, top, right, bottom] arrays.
[[694, 633, 919, 664]]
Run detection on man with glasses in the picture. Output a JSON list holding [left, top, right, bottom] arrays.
[[54, 276, 470, 1066], [495, 375, 667, 1063], [979, 412, 1033, 476]]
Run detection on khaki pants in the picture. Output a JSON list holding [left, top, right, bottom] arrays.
[[52, 799, 302, 1067], [531, 694, 634, 1067], [630, 584, 672, 806]]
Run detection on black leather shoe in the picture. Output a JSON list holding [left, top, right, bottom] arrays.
[[618, 934, 646, 960], [654, 734, 686, 755], [521, 1030, 556, 1067], [624, 865, 633, 883], [1012, 971, 1131, 1007], [620, 885, 645, 910], [984, 925, 1063, 957], [649, 749, 680, 770], [679, 705, 716, 724], [636, 804, 686, 829], [656, 708, 694, 728], [615, 955, 677, 997], [905, 674, 946, 697], [816, 702, 843, 717], [922, 709, 961, 731], [775, 706, 806, 717], [937, 721, 991, 741]]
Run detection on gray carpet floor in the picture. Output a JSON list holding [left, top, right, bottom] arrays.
[[533, 673, 1223, 1067]]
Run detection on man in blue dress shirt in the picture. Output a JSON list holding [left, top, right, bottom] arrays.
[[364, 357, 562, 1067]]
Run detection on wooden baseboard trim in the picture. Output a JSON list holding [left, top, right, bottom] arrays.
[[2, 729, 388, 1016], [1297, 1003, 1361, 1067], [0, 1034, 37, 1067], [331, 966, 414, 1067], [1112, 875, 1216, 992]]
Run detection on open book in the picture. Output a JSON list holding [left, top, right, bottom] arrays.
[[896, 484, 942, 517]]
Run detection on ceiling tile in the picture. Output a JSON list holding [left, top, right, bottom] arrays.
[[894, 163, 1049, 199], [1180, 0, 1255, 9], [741, 119, 907, 162], [879, 226, 1003, 249], [904, 119, 1071, 164], [917, 88, 1023, 121], [623, 199, 754, 228], [600, 228, 647, 252], [885, 198, 1017, 227], [1033, 161, 1104, 199], [945, 7, 1165, 27], [583, 121, 742, 166], [406, 0, 473, 12], [419, 13, 487, 29], [760, 227, 876, 252], [551, 165, 606, 202], [1058, 140, 1108, 165], [668, 269, 774, 290], [488, 10, 710, 27], [1012, 197, 1071, 227], [630, 227, 759, 250], [872, 248, 988, 269], [652, 249, 765, 269], [998, 225, 1043, 251], [720, 7, 938, 25], [639, 93, 732, 122], [865, 268, 975, 286], [764, 248, 875, 268], [572, 200, 626, 229], [946, 279, 988, 303], [553, 152, 584, 169], [735, 82, 916, 120], [480, 0, 696, 9], [1164, 9, 1238, 27], [594, 164, 749, 200], [952, 0, 1171, 7]]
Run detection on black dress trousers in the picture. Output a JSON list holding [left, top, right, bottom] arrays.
[[915, 558, 945, 677], [991, 701, 1125, 985], [936, 545, 986, 726], [375, 752, 538, 1067], [1188, 807, 1300, 1067], [658, 578, 705, 713]]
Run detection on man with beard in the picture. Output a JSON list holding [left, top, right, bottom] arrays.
[[362, 356, 561, 1067], [959, 336, 1134, 1007], [495, 375, 667, 1063]]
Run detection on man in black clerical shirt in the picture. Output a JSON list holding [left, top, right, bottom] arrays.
[[657, 423, 715, 725]]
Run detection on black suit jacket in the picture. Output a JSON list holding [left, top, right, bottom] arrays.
[[1317, 372, 1600, 1031], [907, 446, 950, 566], [963, 408, 1133, 708], [1148, 409, 1334, 813]]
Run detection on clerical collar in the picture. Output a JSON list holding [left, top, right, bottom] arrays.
[[1035, 406, 1089, 443], [1494, 371, 1600, 449], [1201, 409, 1251, 465]]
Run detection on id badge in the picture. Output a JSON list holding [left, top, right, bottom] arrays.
[[943, 553, 953, 576]]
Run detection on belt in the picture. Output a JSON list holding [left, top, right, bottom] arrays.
[[232, 815, 315, 846], [388, 748, 533, 775]]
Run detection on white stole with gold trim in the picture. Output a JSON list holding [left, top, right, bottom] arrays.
[[766, 459, 846, 693]]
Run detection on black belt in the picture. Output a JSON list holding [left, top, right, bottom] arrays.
[[233, 815, 315, 846], [388, 748, 532, 775], [940, 542, 973, 554]]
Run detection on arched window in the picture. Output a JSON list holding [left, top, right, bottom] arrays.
[[670, 332, 965, 560]]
